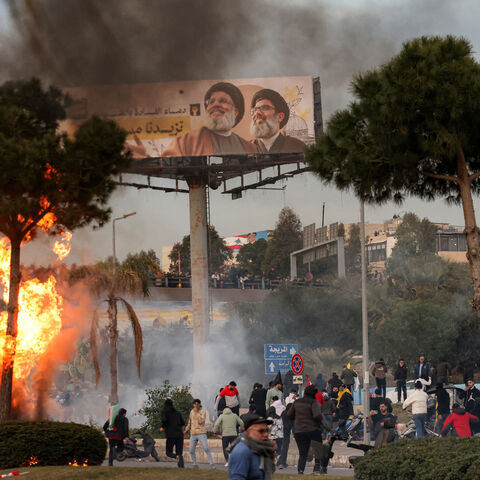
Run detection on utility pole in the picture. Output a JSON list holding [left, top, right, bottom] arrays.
[[360, 200, 370, 443]]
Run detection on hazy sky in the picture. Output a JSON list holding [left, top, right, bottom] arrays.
[[1, 0, 480, 266]]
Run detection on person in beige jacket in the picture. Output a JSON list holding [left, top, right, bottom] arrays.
[[402, 381, 428, 438], [184, 398, 215, 468]]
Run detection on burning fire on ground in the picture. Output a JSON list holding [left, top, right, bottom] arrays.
[[0, 214, 73, 417], [68, 459, 88, 467]]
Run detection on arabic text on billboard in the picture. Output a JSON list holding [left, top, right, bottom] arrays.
[[62, 76, 315, 158]]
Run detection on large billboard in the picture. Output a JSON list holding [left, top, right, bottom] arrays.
[[62, 76, 315, 159]]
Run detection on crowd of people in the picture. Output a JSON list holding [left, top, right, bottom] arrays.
[[103, 356, 480, 477], [155, 268, 327, 290]]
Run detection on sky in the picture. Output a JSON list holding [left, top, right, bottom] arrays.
[[1, 0, 480, 266]]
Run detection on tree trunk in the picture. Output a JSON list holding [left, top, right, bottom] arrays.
[[457, 149, 480, 324], [0, 239, 21, 421], [107, 297, 119, 405]]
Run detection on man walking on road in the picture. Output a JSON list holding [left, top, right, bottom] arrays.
[[214, 407, 244, 466], [287, 385, 331, 475], [403, 381, 428, 438], [184, 399, 216, 469], [160, 398, 185, 468]]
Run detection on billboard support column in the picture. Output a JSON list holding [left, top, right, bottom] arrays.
[[188, 176, 210, 390]]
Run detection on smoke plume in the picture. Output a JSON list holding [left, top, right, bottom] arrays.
[[0, 0, 467, 118]]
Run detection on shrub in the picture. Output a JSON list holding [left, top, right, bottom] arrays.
[[354, 437, 480, 480], [0, 421, 107, 468], [138, 380, 193, 432]]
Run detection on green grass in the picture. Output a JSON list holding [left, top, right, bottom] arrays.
[[2, 466, 347, 479]]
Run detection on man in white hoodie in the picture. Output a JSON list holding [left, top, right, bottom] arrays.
[[402, 381, 428, 438]]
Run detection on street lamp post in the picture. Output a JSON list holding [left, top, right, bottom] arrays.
[[112, 212, 136, 271], [360, 200, 370, 443]]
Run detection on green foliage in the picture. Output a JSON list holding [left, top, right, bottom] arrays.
[[390, 212, 436, 260], [232, 279, 362, 359], [263, 207, 302, 275], [306, 35, 480, 319], [122, 249, 162, 296], [0, 421, 106, 468], [169, 225, 232, 273], [369, 297, 469, 366], [237, 238, 268, 275], [302, 348, 360, 378], [139, 380, 193, 432], [307, 35, 480, 204], [0, 78, 132, 240], [354, 437, 480, 480], [231, 250, 479, 371], [345, 224, 361, 273]]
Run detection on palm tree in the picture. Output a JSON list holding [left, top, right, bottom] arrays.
[[70, 260, 145, 405], [302, 347, 361, 379]]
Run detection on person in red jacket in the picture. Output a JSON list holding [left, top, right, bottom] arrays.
[[315, 390, 325, 405], [441, 404, 479, 437], [215, 381, 240, 415]]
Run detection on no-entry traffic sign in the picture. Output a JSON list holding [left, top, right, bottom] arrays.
[[291, 353, 304, 375]]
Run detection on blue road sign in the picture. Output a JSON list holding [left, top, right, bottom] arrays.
[[265, 358, 291, 375], [264, 344, 299, 360]]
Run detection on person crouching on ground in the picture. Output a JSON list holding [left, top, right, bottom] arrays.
[[184, 398, 216, 468], [441, 403, 479, 437], [228, 416, 276, 480], [214, 407, 244, 466], [160, 398, 185, 468]]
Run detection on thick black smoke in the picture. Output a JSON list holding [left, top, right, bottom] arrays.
[[0, 0, 464, 117]]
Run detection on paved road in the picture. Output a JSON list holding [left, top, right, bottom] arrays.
[[102, 459, 355, 476]]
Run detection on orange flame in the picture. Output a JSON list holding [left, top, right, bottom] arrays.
[[28, 456, 39, 466], [53, 232, 72, 261], [68, 459, 88, 467], [0, 211, 73, 414]]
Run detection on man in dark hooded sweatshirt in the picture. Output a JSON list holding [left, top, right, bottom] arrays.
[[250, 383, 268, 418], [328, 373, 342, 395], [161, 398, 185, 468], [287, 385, 331, 475], [103, 408, 129, 466]]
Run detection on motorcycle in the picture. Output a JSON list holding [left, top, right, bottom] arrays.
[[115, 427, 160, 462]]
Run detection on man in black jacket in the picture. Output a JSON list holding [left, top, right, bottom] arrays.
[[287, 385, 331, 475], [103, 408, 129, 467], [394, 359, 408, 403], [160, 398, 185, 468], [335, 385, 354, 422], [460, 379, 480, 418], [414, 355, 432, 383], [249, 383, 267, 418], [435, 383, 451, 434]]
